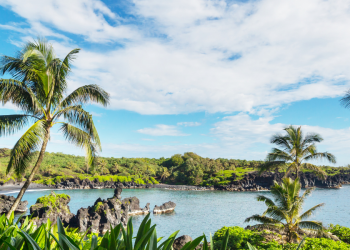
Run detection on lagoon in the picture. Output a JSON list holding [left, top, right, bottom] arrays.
[[2, 186, 350, 238]]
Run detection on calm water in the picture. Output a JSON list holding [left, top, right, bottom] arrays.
[[2, 186, 350, 238]]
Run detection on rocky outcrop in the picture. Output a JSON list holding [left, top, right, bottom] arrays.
[[23, 186, 149, 234], [122, 197, 150, 215], [0, 194, 28, 214], [70, 186, 149, 233], [153, 201, 176, 214], [69, 186, 128, 234], [173, 235, 193, 250], [27, 192, 74, 227], [54, 178, 152, 190]]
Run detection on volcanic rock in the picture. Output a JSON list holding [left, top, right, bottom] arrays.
[[153, 201, 176, 214], [0, 194, 28, 214], [173, 235, 193, 250]]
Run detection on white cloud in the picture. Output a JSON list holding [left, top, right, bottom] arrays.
[[137, 124, 190, 136], [2, 0, 350, 114], [177, 122, 201, 127], [0, 0, 139, 42]]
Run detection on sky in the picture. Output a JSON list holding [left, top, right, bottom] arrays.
[[1, 0, 350, 166]]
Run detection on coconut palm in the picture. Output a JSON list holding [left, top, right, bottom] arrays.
[[259, 125, 335, 179], [0, 38, 109, 217], [245, 177, 324, 243]]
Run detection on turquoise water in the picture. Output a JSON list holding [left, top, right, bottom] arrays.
[[2, 186, 350, 238]]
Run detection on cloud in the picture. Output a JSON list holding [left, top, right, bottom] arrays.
[[137, 124, 190, 136], [0, 0, 139, 43], [2, 0, 350, 114], [177, 122, 201, 127], [89, 111, 103, 117]]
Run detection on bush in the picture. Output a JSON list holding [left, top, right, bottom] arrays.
[[150, 177, 159, 184], [302, 237, 350, 250], [329, 225, 350, 244], [214, 226, 264, 249]]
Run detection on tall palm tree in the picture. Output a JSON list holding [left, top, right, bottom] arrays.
[[245, 177, 324, 243], [0, 38, 109, 217], [259, 125, 336, 179]]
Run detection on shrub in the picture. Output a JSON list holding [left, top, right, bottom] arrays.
[[302, 237, 350, 250], [329, 224, 350, 244], [150, 177, 159, 184], [134, 178, 145, 185]]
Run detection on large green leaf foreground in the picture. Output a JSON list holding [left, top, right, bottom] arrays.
[[0, 211, 349, 249]]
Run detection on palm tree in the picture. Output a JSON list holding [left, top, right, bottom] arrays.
[[245, 178, 324, 243], [259, 125, 335, 179], [0, 38, 109, 217], [160, 167, 170, 181]]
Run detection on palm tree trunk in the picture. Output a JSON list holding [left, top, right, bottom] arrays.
[[6, 128, 51, 219]]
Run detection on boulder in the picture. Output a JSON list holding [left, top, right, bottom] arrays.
[[27, 191, 74, 227], [0, 194, 28, 214], [153, 201, 176, 214], [173, 235, 193, 250], [122, 197, 150, 215]]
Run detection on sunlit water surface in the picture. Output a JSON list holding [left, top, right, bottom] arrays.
[[2, 186, 349, 238]]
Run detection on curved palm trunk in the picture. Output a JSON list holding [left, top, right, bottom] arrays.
[[6, 128, 50, 219]]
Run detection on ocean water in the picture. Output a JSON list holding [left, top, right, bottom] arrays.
[[1, 186, 350, 238]]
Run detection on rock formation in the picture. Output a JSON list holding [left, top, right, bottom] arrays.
[[27, 191, 74, 227], [173, 235, 193, 250], [153, 201, 176, 214], [25, 186, 150, 234], [0, 194, 28, 214]]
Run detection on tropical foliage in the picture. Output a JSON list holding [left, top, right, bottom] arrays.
[[245, 178, 324, 243], [259, 125, 336, 179], [0, 39, 109, 216]]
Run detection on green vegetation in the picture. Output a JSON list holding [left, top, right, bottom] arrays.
[[259, 125, 336, 179], [0, 210, 349, 249], [0, 149, 267, 186], [329, 225, 350, 244], [245, 178, 324, 243], [0, 38, 109, 217], [35, 192, 70, 208], [1, 148, 348, 188], [93, 202, 104, 212]]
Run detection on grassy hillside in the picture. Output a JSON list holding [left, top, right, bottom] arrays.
[[0, 148, 348, 186]]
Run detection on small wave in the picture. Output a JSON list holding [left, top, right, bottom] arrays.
[[0, 188, 57, 195]]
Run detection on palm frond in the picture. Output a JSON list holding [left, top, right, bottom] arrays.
[[298, 221, 323, 230], [302, 133, 323, 146], [256, 195, 276, 207], [244, 214, 281, 224], [60, 123, 99, 168], [299, 203, 325, 221], [54, 105, 101, 148], [304, 152, 336, 164], [7, 120, 47, 175], [0, 115, 38, 136], [60, 84, 110, 108], [301, 163, 327, 179], [340, 89, 350, 108], [258, 161, 286, 175], [267, 148, 293, 162], [270, 134, 292, 150], [0, 79, 42, 115]]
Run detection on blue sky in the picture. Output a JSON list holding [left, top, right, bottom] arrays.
[[1, 0, 350, 166]]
